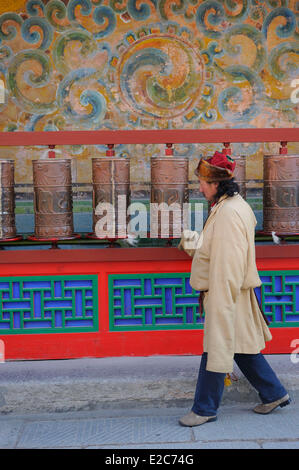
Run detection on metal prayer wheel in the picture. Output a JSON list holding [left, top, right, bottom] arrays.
[[0, 159, 17, 240], [263, 154, 299, 235], [92, 157, 130, 238], [233, 156, 246, 198], [151, 156, 189, 238], [32, 159, 75, 239]]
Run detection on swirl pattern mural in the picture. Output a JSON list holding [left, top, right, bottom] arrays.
[[115, 30, 205, 120], [0, 0, 298, 133]]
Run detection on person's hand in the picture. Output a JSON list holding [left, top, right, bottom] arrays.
[[178, 230, 200, 257]]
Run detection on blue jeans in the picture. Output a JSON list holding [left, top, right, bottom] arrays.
[[192, 352, 288, 416]]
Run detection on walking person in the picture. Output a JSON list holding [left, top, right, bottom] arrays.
[[178, 151, 290, 427]]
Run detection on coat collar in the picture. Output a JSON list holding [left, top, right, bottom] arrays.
[[203, 195, 229, 231]]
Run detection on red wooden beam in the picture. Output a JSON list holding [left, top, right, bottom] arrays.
[[0, 128, 298, 146]]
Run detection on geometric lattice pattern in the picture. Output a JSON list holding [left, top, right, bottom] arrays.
[[255, 271, 299, 328], [109, 271, 299, 331], [0, 276, 98, 334], [109, 273, 202, 331]]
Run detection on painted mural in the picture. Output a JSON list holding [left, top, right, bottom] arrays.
[[0, 0, 298, 188]]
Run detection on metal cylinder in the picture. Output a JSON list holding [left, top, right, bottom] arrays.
[[233, 156, 246, 198], [263, 154, 299, 235], [92, 157, 130, 238], [32, 159, 74, 239], [0, 159, 17, 240], [151, 156, 189, 238]]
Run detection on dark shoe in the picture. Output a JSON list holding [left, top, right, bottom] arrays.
[[179, 411, 217, 427], [253, 394, 291, 414]]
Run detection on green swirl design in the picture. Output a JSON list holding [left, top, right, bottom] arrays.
[[53, 29, 98, 74], [220, 0, 250, 22], [223, 24, 266, 72], [158, 0, 187, 21], [8, 49, 56, 113], [217, 65, 264, 122], [45, 0, 68, 32], [109, 0, 127, 14], [0, 13, 23, 42], [269, 41, 299, 80]]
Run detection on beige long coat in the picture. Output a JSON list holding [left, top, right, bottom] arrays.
[[188, 194, 272, 373]]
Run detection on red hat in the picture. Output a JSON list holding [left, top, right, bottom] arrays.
[[206, 151, 236, 173], [195, 151, 236, 182]]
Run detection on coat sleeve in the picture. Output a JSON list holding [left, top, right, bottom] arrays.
[[205, 207, 247, 373], [178, 230, 201, 257]]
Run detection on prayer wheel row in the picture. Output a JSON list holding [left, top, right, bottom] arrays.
[[0, 155, 297, 241], [263, 154, 298, 235]]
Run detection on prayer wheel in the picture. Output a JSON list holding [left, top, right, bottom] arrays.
[[151, 156, 189, 238], [92, 157, 130, 238], [0, 159, 17, 240], [32, 159, 75, 239], [234, 156, 246, 198], [263, 154, 299, 235]]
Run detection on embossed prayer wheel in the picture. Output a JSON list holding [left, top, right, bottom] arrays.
[[92, 157, 130, 238], [263, 154, 299, 235], [0, 160, 17, 240], [151, 156, 189, 238], [32, 159, 75, 239], [234, 156, 246, 198]]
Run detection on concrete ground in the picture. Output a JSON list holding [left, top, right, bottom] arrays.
[[0, 354, 298, 449]]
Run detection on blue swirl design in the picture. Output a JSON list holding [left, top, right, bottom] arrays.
[[120, 48, 171, 118], [93, 6, 116, 39], [21, 17, 54, 50], [262, 7, 296, 38], [196, 1, 225, 38], [218, 65, 264, 122], [67, 0, 92, 22], [26, 0, 45, 16], [202, 109, 217, 122], [127, 0, 152, 20], [57, 68, 107, 127], [0, 44, 12, 64]]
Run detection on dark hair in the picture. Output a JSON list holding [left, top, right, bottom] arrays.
[[214, 178, 240, 201]]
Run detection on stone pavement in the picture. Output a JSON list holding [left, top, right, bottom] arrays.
[[0, 355, 298, 414], [0, 403, 298, 449], [0, 354, 298, 451]]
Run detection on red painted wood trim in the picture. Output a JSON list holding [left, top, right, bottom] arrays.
[[0, 245, 298, 264], [1, 128, 299, 146], [2, 328, 298, 361]]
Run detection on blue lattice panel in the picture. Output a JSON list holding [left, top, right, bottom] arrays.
[[109, 271, 299, 331], [109, 273, 202, 331], [0, 276, 98, 334], [255, 271, 299, 328]]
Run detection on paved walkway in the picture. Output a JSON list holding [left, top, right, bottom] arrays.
[[0, 355, 298, 413], [0, 354, 298, 451], [0, 403, 298, 449]]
